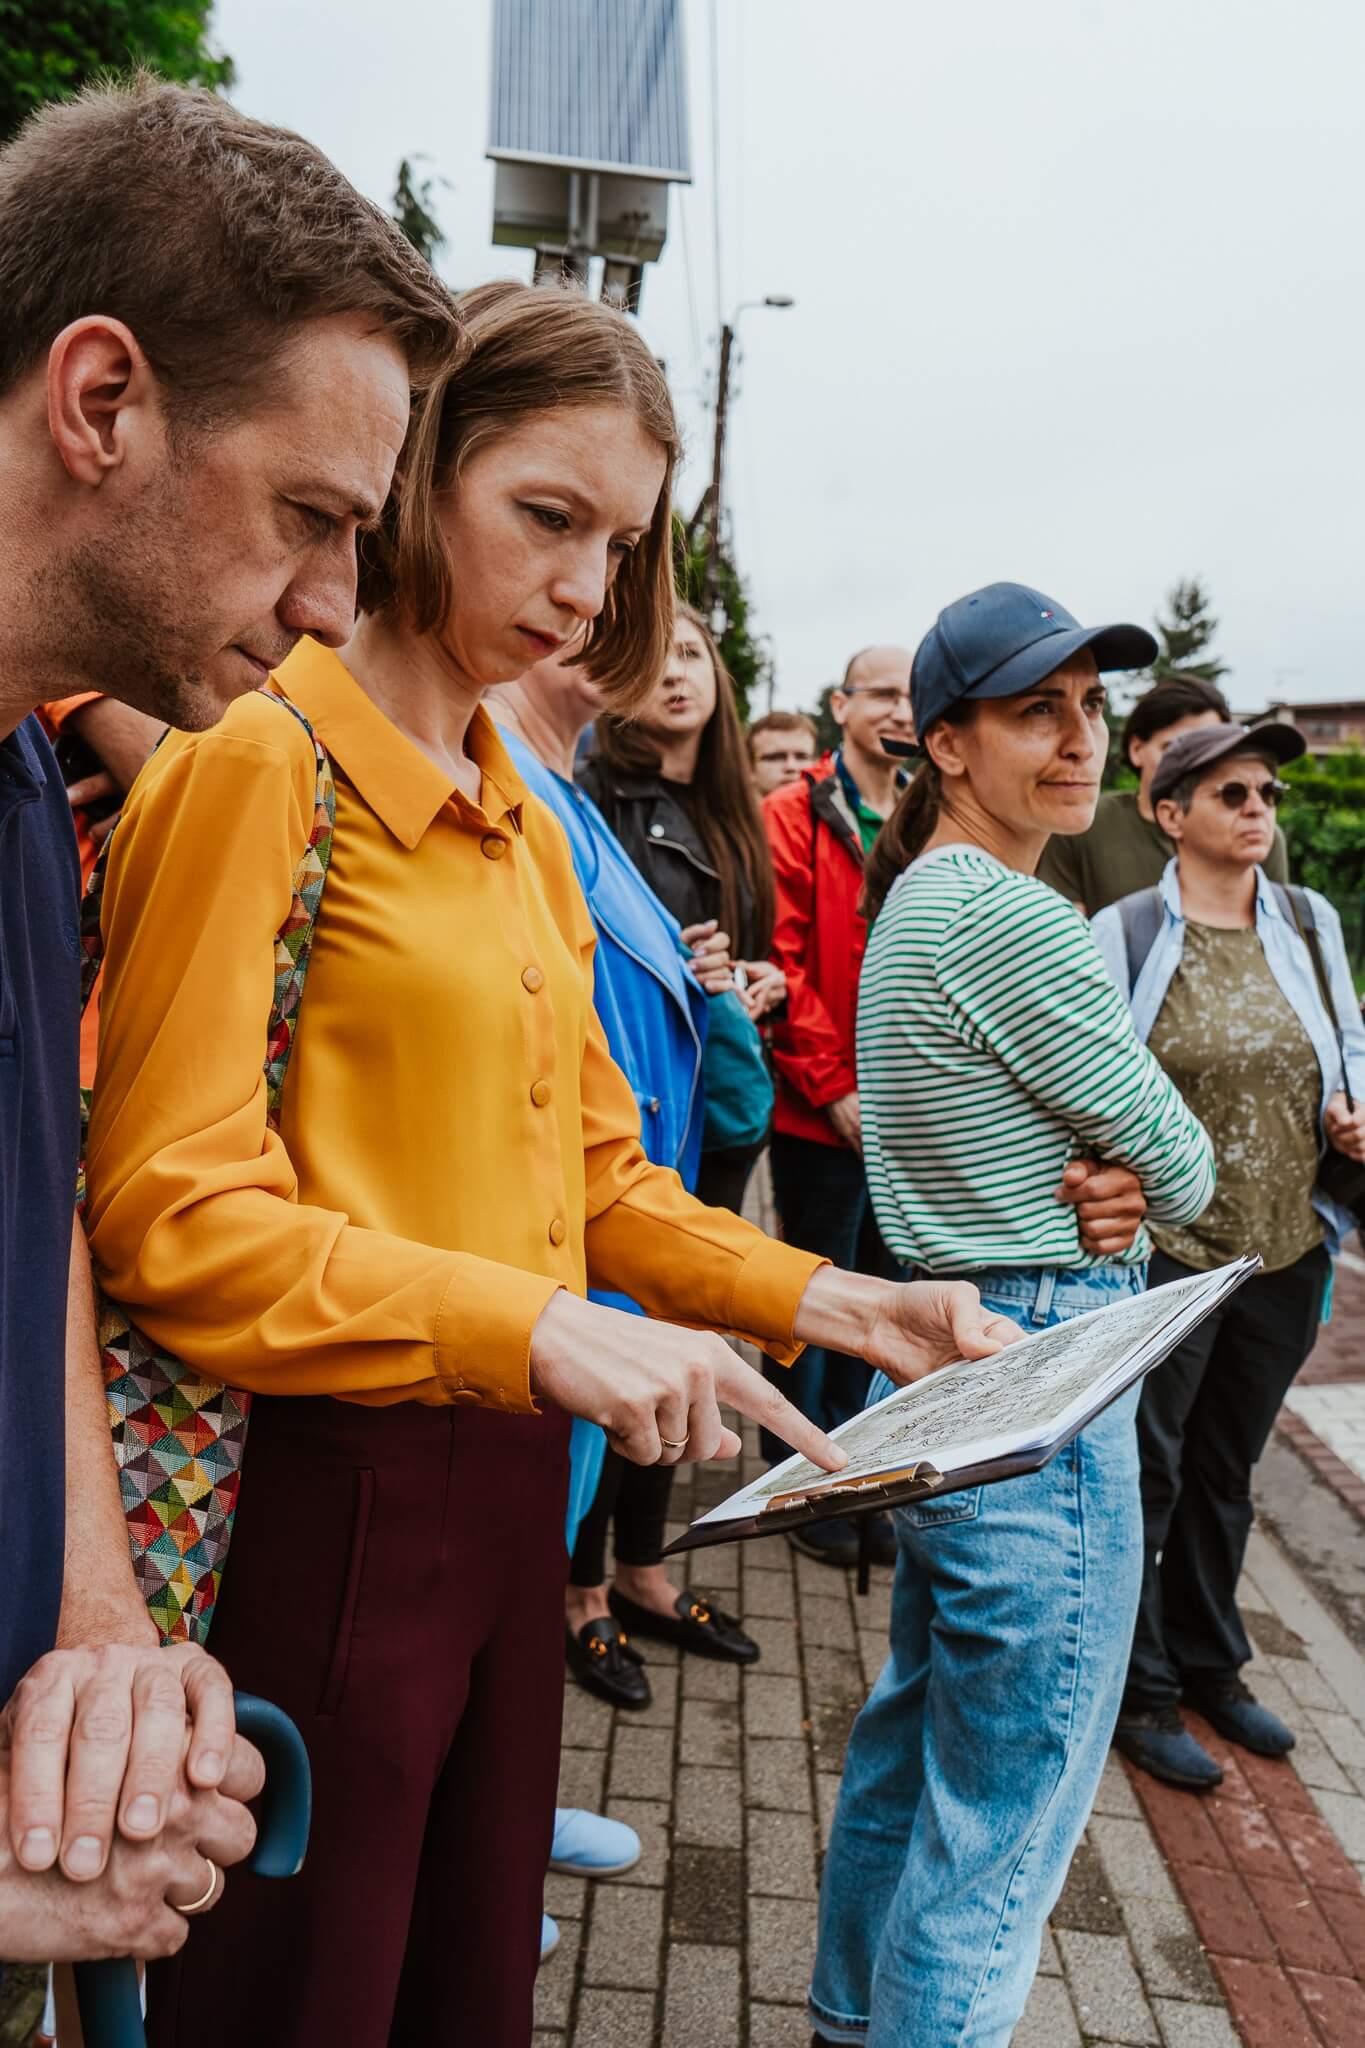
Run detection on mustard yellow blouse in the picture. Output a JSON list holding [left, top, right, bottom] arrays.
[[85, 639, 820, 1412]]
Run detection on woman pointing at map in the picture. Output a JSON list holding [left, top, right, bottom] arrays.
[[807, 585, 1215, 2048]]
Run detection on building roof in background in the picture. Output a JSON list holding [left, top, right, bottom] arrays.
[[1255, 699, 1365, 753], [488, 0, 691, 180]]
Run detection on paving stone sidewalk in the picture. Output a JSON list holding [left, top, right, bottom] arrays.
[[1280, 1250, 1365, 1520], [540, 1408, 1365, 2048]]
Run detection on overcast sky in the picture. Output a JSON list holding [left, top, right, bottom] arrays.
[[217, 0, 1363, 714]]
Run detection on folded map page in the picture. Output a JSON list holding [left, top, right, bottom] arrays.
[[679, 1256, 1259, 1544]]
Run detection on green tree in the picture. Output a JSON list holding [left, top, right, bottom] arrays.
[[813, 682, 840, 754], [1148, 577, 1229, 683], [1280, 747, 1365, 899], [0, 0, 233, 143], [392, 155, 447, 269], [673, 519, 772, 725]]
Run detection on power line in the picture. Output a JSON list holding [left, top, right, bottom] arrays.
[[735, 0, 746, 305], [708, 0, 724, 326], [678, 187, 703, 393]]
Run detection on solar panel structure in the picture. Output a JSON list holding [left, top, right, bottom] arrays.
[[489, 0, 691, 182]]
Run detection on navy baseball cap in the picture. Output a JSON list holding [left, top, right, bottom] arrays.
[[902, 582, 1159, 745]]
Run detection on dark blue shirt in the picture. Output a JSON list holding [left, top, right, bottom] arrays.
[[0, 718, 80, 1705]]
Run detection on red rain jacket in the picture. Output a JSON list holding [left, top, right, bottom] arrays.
[[763, 756, 868, 1148]]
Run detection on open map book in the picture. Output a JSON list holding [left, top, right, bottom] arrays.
[[665, 1256, 1260, 1556]]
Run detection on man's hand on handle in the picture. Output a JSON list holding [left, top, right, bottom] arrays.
[[2, 1642, 253, 1882], [0, 1645, 262, 1962]]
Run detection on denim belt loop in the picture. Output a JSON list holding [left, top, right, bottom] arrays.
[[1031, 1269, 1058, 1325]]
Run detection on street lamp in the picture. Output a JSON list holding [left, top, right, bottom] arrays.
[[692, 294, 796, 603]]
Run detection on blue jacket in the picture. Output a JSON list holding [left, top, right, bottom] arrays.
[[501, 732, 708, 1541], [1092, 858, 1365, 1259]]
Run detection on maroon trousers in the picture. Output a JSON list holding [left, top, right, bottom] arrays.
[[147, 1392, 571, 2048]]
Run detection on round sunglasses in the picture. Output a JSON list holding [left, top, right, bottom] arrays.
[[1205, 776, 1289, 810]]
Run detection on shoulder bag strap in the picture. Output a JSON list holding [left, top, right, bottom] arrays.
[[1277, 880, 1353, 1108], [1116, 886, 1164, 995], [259, 691, 336, 1125], [79, 689, 336, 1130]]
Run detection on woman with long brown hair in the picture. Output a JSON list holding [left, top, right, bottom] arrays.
[[582, 603, 783, 1208], [85, 284, 1007, 2046], [561, 609, 786, 1707]]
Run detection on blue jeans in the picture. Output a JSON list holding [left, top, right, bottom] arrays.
[[811, 1263, 1145, 2048]]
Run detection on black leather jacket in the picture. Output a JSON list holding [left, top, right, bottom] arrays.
[[577, 759, 759, 957]]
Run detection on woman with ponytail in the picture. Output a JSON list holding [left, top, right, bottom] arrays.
[[810, 584, 1216, 2048]]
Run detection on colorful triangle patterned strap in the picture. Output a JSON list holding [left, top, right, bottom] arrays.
[[79, 686, 336, 1128]]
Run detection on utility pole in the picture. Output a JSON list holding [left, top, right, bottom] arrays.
[[700, 321, 735, 609], [689, 296, 794, 612]]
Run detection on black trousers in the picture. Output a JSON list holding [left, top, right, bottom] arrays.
[[1124, 1242, 1330, 1712], [569, 1447, 671, 1583], [759, 1130, 901, 1466]]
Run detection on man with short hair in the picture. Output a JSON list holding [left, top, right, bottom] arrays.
[[0, 74, 459, 1965], [759, 646, 913, 1564], [747, 708, 818, 797], [1039, 673, 1291, 913]]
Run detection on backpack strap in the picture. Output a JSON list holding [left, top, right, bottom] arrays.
[[1275, 880, 1353, 1109], [1116, 886, 1164, 996], [79, 688, 335, 1131]]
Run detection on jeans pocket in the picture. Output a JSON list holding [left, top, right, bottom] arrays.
[[317, 1466, 374, 1718], [896, 1484, 983, 1530]]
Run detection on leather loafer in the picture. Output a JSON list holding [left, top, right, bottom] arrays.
[[609, 1587, 760, 1664], [1113, 1707, 1223, 1790], [565, 1618, 651, 1710], [1186, 1677, 1295, 1757]]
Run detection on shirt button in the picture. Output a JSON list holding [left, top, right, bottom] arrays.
[[548, 1217, 567, 1248], [648, 1097, 661, 1113], [522, 965, 545, 993], [481, 833, 507, 860], [530, 1078, 552, 1107], [448, 1389, 480, 1406], [649, 822, 666, 838]]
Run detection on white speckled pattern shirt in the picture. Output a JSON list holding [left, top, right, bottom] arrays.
[[1146, 920, 1324, 1273]]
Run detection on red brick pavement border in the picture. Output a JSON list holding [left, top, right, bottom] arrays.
[[1123, 1712, 1365, 2045], [1276, 1249, 1365, 1527], [1275, 1409, 1365, 1527], [1298, 1256, 1365, 1386]]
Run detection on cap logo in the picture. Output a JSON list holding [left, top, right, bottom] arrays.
[[1040, 609, 1054, 620]]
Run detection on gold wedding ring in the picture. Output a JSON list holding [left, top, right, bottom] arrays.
[[659, 1435, 689, 1450], [179, 1858, 220, 1916]]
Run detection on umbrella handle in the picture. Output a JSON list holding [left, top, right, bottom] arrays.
[[72, 1693, 311, 2048]]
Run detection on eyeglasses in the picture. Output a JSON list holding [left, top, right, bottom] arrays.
[[1207, 778, 1289, 810], [843, 686, 912, 710]]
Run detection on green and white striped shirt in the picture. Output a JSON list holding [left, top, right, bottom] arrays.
[[857, 845, 1215, 1275]]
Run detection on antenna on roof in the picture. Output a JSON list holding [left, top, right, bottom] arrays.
[[487, 0, 693, 315]]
